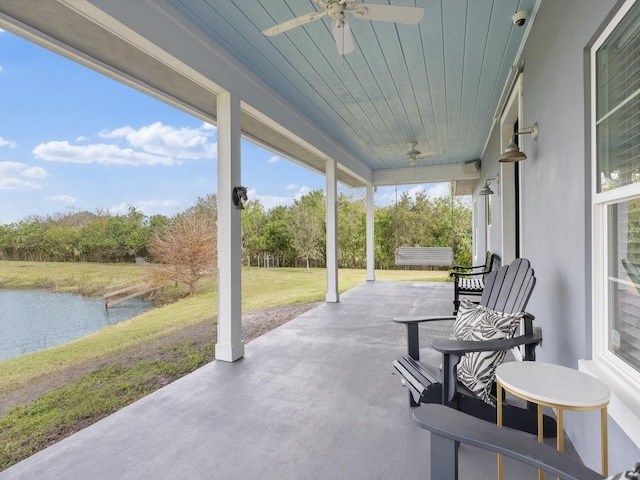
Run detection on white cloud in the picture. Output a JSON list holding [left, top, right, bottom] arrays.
[[110, 199, 183, 216], [99, 121, 216, 160], [285, 183, 299, 190], [0, 178, 39, 189], [35, 121, 217, 167], [22, 167, 47, 178], [267, 155, 280, 163], [375, 183, 450, 206], [109, 203, 134, 215], [33, 141, 175, 166], [0, 66, 3, 72], [293, 186, 311, 201], [0, 161, 45, 189], [49, 195, 76, 204], [423, 183, 451, 199], [247, 190, 292, 210], [136, 199, 183, 211], [398, 183, 449, 200], [247, 185, 312, 210], [374, 187, 395, 205], [0, 136, 16, 148]]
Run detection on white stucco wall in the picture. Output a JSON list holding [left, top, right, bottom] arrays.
[[479, 0, 640, 472]]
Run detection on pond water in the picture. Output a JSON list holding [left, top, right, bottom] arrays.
[[0, 290, 154, 361]]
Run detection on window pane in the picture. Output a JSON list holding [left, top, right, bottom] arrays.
[[596, 1, 640, 193], [597, 94, 640, 191], [596, 1, 640, 118], [609, 200, 640, 371]]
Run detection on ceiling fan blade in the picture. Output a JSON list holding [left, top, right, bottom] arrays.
[[349, 4, 424, 24], [416, 151, 439, 160], [333, 20, 355, 55], [262, 11, 327, 36]]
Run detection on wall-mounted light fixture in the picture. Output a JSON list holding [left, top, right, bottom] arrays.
[[232, 186, 248, 209], [499, 123, 539, 162], [479, 174, 500, 196]]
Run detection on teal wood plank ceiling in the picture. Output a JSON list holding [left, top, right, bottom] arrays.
[[168, 0, 536, 172]]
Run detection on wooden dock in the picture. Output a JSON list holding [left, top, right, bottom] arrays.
[[103, 282, 161, 308]]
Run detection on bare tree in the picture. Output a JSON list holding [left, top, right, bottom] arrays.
[[148, 213, 217, 295]]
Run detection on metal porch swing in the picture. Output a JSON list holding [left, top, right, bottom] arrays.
[[393, 185, 454, 267]]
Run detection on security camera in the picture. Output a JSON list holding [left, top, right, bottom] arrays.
[[512, 10, 528, 27]]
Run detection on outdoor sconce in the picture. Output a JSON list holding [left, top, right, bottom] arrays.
[[479, 174, 499, 196], [232, 186, 248, 210], [499, 123, 539, 162]]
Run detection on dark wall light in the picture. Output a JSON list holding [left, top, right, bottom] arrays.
[[479, 174, 499, 196], [232, 186, 248, 209], [499, 123, 539, 162]]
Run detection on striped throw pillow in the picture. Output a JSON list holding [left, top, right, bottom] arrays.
[[451, 298, 484, 339], [454, 306, 523, 405]]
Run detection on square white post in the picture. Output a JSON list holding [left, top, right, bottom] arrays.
[[215, 92, 244, 362], [326, 158, 339, 303], [366, 184, 375, 281]]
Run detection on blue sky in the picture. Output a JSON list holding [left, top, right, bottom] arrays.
[[0, 28, 449, 225]]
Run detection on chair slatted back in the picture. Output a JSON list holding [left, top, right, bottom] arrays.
[[480, 258, 535, 314], [484, 251, 495, 273]]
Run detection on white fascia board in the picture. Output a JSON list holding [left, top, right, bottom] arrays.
[[373, 163, 480, 187], [72, 0, 372, 184]]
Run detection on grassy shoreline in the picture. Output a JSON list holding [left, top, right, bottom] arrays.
[[0, 261, 447, 470]]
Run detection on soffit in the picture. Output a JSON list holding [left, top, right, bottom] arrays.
[[0, 0, 538, 189]]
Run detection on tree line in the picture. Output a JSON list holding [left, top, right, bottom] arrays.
[[0, 190, 472, 269]]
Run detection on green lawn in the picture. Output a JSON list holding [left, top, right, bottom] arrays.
[[0, 261, 447, 470], [0, 263, 447, 393]]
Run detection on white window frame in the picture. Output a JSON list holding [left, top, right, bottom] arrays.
[[473, 201, 478, 262], [583, 0, 640, 448], [499, 75, 524, 265]]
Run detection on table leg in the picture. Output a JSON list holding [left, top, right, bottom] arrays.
[[602, 407, 608, 477], [538, 405, 544, 480], [556, 408, 564, 480], [557, 408, 564, 452], [497, 383, 503, 480]]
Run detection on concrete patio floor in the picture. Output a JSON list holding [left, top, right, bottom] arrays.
[[0, 281, 553, 479]]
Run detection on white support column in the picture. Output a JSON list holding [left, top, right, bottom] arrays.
[[326, 158, 339, 303], [215, 92, 244, 362], [366, 184, 375, 281]]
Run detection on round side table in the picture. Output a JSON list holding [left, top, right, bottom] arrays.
[[495, 362, 610, 480]]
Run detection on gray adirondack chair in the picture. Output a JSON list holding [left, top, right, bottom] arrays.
[[414, 404, 609, 480], [449, 251, 496, 314], [393, 258, 556, 437]]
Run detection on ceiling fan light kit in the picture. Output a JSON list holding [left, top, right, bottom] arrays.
[[405, 142, 438, 165], [262, 1, 425, 55]]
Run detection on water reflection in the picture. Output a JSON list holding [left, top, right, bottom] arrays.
[[0, 290, 153, 361]]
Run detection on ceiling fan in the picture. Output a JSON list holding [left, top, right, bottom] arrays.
[[406, 142, 438, 166], [262, 0, 424, 55]]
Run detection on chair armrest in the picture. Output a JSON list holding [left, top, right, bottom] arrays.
[[449, 270, 488, 278], [435, 331, 542, 403], [393, 315, 456, 325], [432, 334, 542, 354], [451, 263, 487, 271], [394, 315, 456, 362], [451, 263, 471, 269], [413, 404, 604, 480]]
